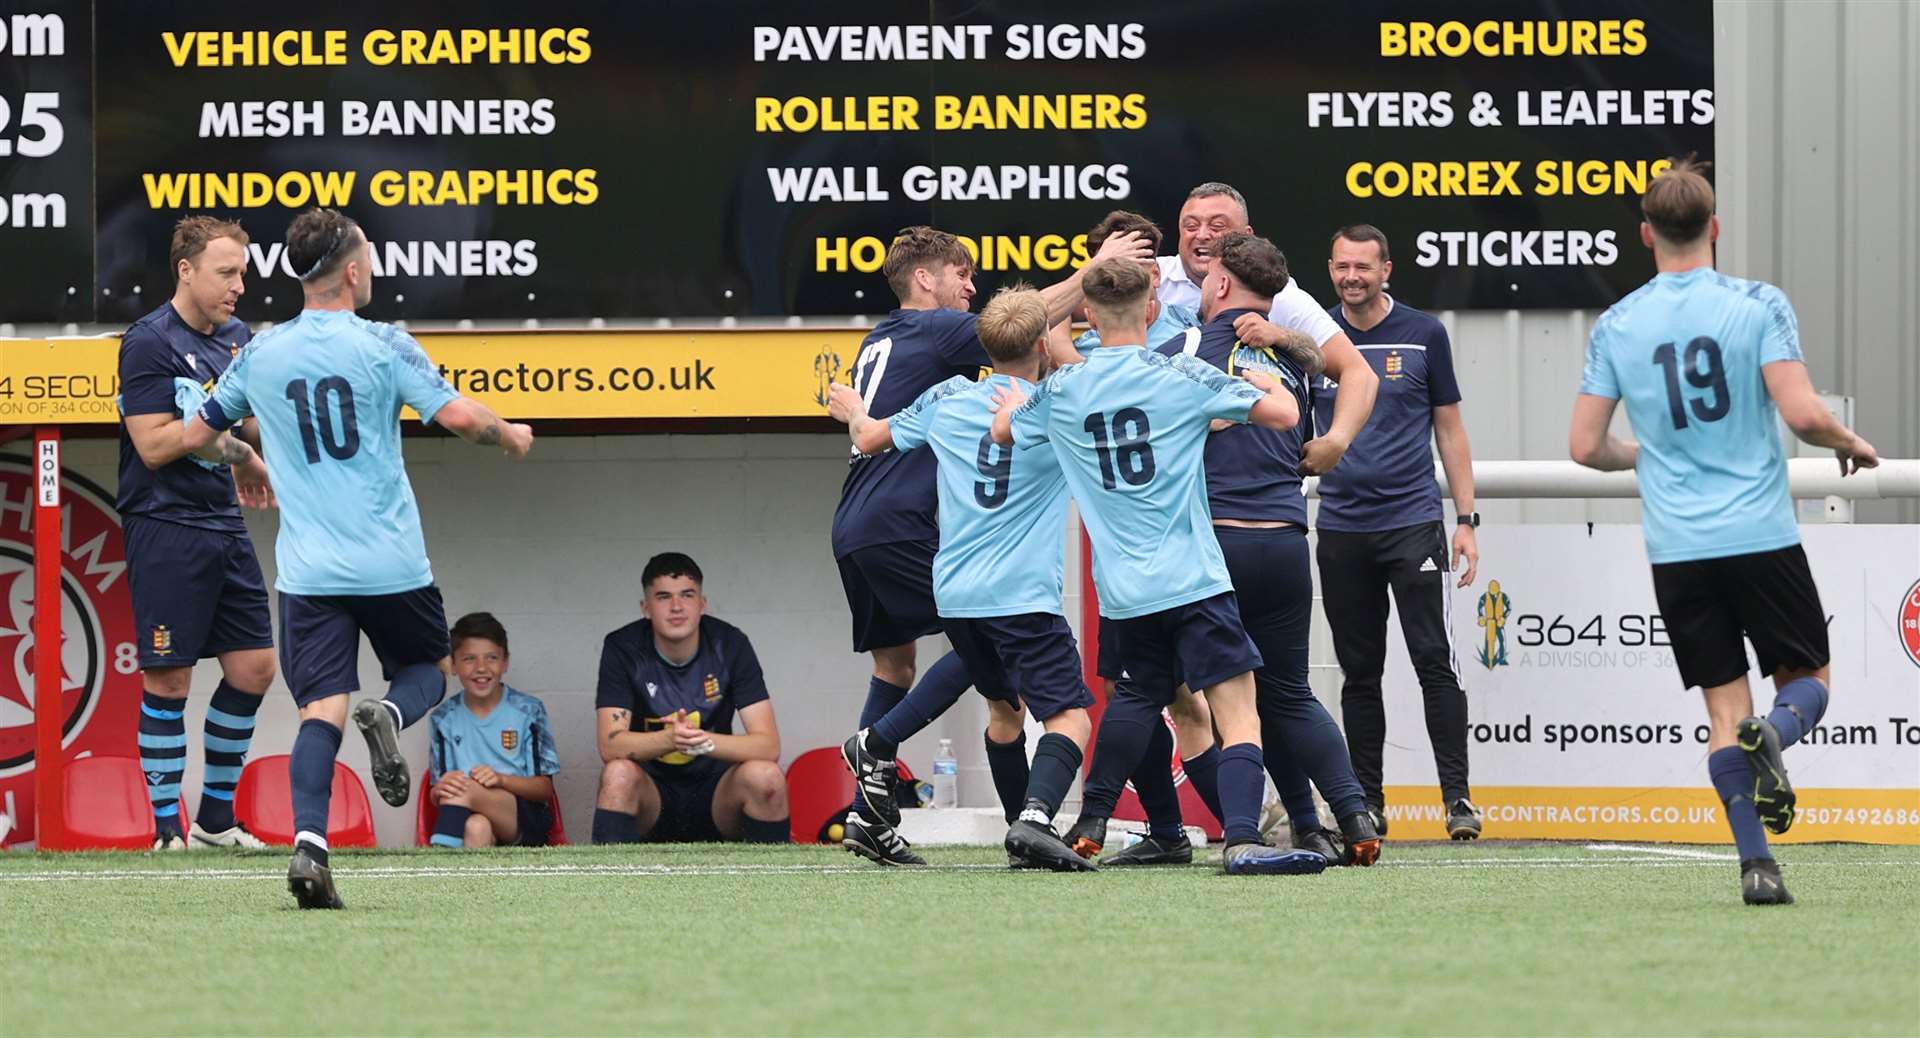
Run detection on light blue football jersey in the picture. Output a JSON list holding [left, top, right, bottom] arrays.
[[1010, 345, 1264, 618], [1580, 268, 1804, 564], [1074, 301, 1200, 352], [428, 687, 561, 783], [200, 309, 458, 595], [888, 374, 1070, 618]]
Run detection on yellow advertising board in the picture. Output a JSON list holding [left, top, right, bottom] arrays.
[[0, 330, 861, 424]]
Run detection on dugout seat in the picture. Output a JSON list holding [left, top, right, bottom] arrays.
[[785, 747, 856, 844], [234, 754, 378, 848], [413, 769, 569, 846], [60, 755, 158, 850]]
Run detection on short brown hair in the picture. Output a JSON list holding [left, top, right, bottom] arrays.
[[1086, 210, 1163, 256], [882, 226, 971, 299], [1331, 224, 1391, 264], [1081, 257, 1152, 328], [170, 216, 247, 280], [1214, 233, 1289, 297], [286, 207, 363, 283], [449, 611, 509, 655], [975, 285, 1049, 365], [1641, 156, 1715, 244]]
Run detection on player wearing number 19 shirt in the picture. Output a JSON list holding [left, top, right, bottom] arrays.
[[1571, 160, 1878, 906], [994, 258, 1318, 876], [186, 207, 534, 910]]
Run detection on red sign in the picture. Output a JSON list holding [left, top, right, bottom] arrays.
[[0, 457, 141, 846], [1900, 579, 1920, 670]]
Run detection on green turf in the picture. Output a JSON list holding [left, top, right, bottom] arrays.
[[1, 842, 1915, 1037]]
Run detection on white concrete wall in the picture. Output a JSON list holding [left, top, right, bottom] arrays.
[[45, 434, 1028, 846]]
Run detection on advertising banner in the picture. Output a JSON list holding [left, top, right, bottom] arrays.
[[0, 1, 1714, 324], [1377, 525, 1920, 843]]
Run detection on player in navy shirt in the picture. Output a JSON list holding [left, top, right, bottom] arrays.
[[591, 554, 790, 845], [830, 226, 1151, 818], [115, 216, 277, 851], [1571, 162, 1877, 905], [1314, 224, 1484, 841], [1068, 234, 1382, 869]]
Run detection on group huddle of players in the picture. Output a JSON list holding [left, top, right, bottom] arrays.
[[825, 163, 1882, 902]]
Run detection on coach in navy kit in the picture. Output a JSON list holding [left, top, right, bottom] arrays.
[[1313, 225, 1483, 840], [116, 216, 277, 851]]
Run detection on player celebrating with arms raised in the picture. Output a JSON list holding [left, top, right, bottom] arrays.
[[1570, 159, 1877, 905]]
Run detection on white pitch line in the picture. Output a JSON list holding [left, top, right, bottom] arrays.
[[1586, 843, 1740, 861]]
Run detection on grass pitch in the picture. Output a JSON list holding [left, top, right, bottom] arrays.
[[1, 841, 1915, 1037]]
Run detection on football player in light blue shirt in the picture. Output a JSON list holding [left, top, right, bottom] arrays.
[[828, 287, 1096, 871], [185, 208, 534, 910], [1570, 160, 1878, 906], [989, 259, 1316, 876]]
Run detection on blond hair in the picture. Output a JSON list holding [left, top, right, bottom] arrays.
[[976, 285, 1049, 365]]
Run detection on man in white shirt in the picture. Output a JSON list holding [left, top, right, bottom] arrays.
[[1156, 182, 1376, 475]]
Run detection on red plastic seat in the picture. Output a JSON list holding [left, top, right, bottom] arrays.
[[785, 747, 856, 844], [233, 754, 378, 848], [61, 755, 158, 850], [414, 768, 569, 846]]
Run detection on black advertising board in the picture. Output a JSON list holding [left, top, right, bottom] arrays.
[[0, 2, 92, 323], [6, 1, 1712, 324]]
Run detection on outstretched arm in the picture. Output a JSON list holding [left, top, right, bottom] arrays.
[[434, 396, 533, 458]]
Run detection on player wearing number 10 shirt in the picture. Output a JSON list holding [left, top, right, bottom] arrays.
[[187, 208, 534, 911], [1571, 159, 1877, 906]]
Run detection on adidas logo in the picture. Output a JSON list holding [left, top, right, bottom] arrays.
[[1419, 557, 1438, 573]]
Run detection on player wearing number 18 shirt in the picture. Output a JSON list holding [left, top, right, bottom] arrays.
[[994, 258, 1318, 876], [186, 207, 534, 910], [1571, 160, 1878, 905]]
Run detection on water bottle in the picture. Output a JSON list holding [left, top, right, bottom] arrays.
[[931, 738, 958, 809]]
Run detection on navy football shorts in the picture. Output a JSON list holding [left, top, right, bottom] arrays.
[[277, 586, 450, 707], [943, 613, 1094, 722], [123, 515, 272, 669], [836, 539, 942, 652], [1107, 591, 1263, 707]]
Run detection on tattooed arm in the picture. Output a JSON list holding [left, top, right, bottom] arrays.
[[434, 396, 533, 458], [596, 707, 675, 764]]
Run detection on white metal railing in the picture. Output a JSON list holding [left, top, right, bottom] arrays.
[[1303, 458, 1919, 502]]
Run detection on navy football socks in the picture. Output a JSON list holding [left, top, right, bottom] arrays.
[[1708, 747, 1772, 861], [138, 691, 187, 838], [872, 652, 973, 747], [1022, 733, 1083, 823], [432, 804, 472, 848], [196, 681, 262, 833], [1767, 677, 1829, 749], [592, 808, 643, 844], [1079, 690, 1159, 818], [858, 676, 908, 731], [1217, 743, 1267, 845], [289, 718, 342, 864], [743, 815, 791, 843], [984, 730, 1031, 825], [1132, 722, 1186, 841], [381, 663, 447, 729], [1182, 745, 1225, 825]]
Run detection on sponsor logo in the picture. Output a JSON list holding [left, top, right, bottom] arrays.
[[812, 348, 842, 408], [183, 353, 198, 372], [644, 681, 657, 700], [1899, 579, 1920, 670], [1477, 579, 1512, 670], [500, 729, 518, 752], [1419, 556, 1438, 573], [0, 458, 142, 844]]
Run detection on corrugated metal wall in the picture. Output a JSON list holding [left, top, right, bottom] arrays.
[[1435, 0, 1918, 526]]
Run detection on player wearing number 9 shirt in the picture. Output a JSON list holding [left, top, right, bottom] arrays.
[[830, 227, 1154, 833], [185, 208, 534, 910], [1570, 159, 1878, 906]]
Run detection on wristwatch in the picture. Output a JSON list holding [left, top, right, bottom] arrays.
[[1457, 512, 1480, 528]]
